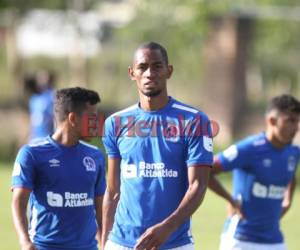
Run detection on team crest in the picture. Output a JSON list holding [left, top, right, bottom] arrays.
[[83, 156, 96, 172], [163, 124, 180, 142]]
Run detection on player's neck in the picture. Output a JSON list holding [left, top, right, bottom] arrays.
[[265, 130, 285, 149], [52, 125, 79, 147], [139, 92, 169, 111]]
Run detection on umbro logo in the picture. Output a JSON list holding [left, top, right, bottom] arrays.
[[262, 158, 272, 168], [49, 159, 60, 167]]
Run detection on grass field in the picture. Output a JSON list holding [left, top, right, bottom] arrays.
[[1, 162, 299, 250]]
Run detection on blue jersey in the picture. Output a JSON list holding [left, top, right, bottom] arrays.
[[29, 89, 54, 141], [12, 136, 106, 250], [217, 133, 299, 244], [102, 97, 213, 249]]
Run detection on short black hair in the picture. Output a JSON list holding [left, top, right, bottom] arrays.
[[54, 87, 100, 122], [24, 73, 39, 94], [135, 41, 169, 65], [266, 94, 300, 115]]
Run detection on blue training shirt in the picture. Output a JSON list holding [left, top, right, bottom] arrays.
[[217, 132, 300, 244], [102, 97, 213, 249], [29, 89, 54, 141], [12, 136, 106, 250]]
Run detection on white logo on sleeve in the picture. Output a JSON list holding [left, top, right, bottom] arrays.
[[83, 156, 96, 172], [288, 156, 296, 172], [223, 145, 238, 162], [203, 136, 213, 152], [262, 159, 272, 168], [49, 159, 60, 167], [12, 162, 21, 176], [47, 192, 63, 207], [122, 164, 138, 178]]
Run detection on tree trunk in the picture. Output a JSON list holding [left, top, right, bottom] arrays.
[[203, 15, 254, 144]]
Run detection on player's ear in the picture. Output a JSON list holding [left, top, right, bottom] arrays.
[[167, 65, 173, 79], [269, 116, 277, 126], [68, 112, 77, 127], [266, 112, 277, 127], [128, 66, 135, 81]]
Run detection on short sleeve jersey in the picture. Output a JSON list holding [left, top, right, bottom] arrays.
[[12, 136, 106, 250], [217, 132, 299, 243], [102, 97, 213, 249], [29, 89, 54, 140]]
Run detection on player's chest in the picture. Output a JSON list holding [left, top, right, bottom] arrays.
[[116, 116, 185, 156], [117, 135, 184, 158], [36, 154, 98, 188], [252, 152, 296, 185]]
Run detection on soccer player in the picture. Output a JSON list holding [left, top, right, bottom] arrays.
[[101, 42, 213, 250], [25, 70, 56, 142], [209, 94, 300, 250], [11, 87, 106, 250]]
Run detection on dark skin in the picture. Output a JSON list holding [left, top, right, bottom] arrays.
[[101, 48, 212, 250]]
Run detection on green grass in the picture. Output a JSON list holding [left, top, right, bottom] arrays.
[[1, 163, 299, 250], [0, 162, 18, 250]]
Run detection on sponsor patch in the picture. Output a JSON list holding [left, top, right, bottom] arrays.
[[223, 145, 238, 162], [12, 162, 21, 176], [203, 136, 213, 152]]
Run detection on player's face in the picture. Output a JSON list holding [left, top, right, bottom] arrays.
[[273, 112, 299, 145], [77, 103, 98, 140], [129, 48, 173, 98]]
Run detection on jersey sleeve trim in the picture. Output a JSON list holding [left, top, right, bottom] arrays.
[[188, 163, 212, 168], [107, 154, 121, 159], [215, 157, 227, 171], [187, 160, 213, 167], [94, 191, 106, 197], [11, 185, 33, 192]]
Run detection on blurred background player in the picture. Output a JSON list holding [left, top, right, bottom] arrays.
[[209, 94, 300, 250], [102, 42, 213, 250], [11, 87, 106, 250], [24, 70, 56, 142]]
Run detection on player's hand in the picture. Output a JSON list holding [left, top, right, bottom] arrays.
[[227, 200, 244, 219], [281, 199, 291, 218], [20, 240, 37, 250], [134, 222, 173, 250], [101, 233, 108, 250]]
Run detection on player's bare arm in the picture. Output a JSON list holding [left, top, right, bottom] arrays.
[[134, 165, 210, 250], [281, 176, 297, 218], [101, 157, 121, 249], [12, 187, 37, 250], [209, 159, 243, 218], [95, 196, 104, 246]]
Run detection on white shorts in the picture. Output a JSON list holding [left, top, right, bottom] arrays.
[[219, 235, 287, 250], [219, 214, 287, 250], [104, 240, 194, 250]]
